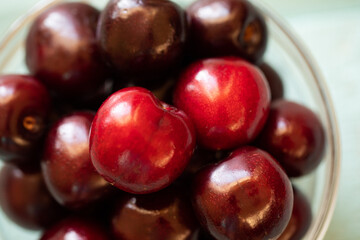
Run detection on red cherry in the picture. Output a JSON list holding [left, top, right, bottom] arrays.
[[97, 0, 187, 81], [0, 75, 51, 162], [0, 164, 64, 229], [256, 100, 325, 177], [25, 2, 108, 99], [173, 57, 270, 150], [278, 187, 312, 240], [89, 87, 196, 194], [186, 0, 267, 63], [41, 112, 113, 209], [112, 187, 199, 240], [40, 217, 110, 240], [192, 146, 293, 240]]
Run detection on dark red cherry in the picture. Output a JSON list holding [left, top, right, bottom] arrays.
[[173, 57, 270, 150], [97, 0, 187, 81], [0, 163, 64, 229], [0, 75, 51, 162], [259, 63, 284, 100], [25, 2, 108, 99], [112, 187, 199, 240], [256, 100, 325, 177], [41, 112, 113, 209], [187, 0, 267, 63], [192, 146, 293, 240], [40, 217, 110, 240], [278, 187, 312, 240], [90, 87, 196, 194]]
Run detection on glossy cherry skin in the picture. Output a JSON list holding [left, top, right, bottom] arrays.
[[41, 112, 112, 209], [40, 217, 110, 240], [26, 2, 108, 99], [187, 0, 267, 63], [0, 75, 51, 162], [112, 187, 199, 240], [0, 164, 64, 229], [192, 146, 293, 240], [259, 63, 284, 100], [278, 187, 312, 240], [173, 57, 270, 150], [90, 87, 196, 194], [97, 0, 187, 80], [256, 100, 325, 177]]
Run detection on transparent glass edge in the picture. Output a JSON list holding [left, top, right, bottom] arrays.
[[0, 0, 64, 53], [252, 0, 341, 239]]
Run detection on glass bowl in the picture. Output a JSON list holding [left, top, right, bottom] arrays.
[[0, 0, 340, 239]]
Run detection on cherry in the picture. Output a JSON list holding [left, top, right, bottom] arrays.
[[96, 0, 187, 81], [278, 187, 312, 240], [256, 100, 325, 177], [259, 63, 284, 100], [192, 146, 293, 240], [0, 75, 51, 162], [40, 217, 110, 240], [112, 186, 199, 240], [173, 57, 270, 150], [187, 0, 267, 63], [41, 112, 113, 209], [25, 2, 108, 100], [89, 87, 196, 194], [0, 163, 64, 229]]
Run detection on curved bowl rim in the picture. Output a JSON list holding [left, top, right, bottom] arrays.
[[255, 1, 341, 238], [257, 2, 341, 239]]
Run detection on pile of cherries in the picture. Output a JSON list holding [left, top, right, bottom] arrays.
[[0, 0, 324, 239]]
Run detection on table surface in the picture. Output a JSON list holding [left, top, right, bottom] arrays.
[[0, 0, 359, 239]]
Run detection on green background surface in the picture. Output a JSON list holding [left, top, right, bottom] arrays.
[[1, 0, 360, 239]]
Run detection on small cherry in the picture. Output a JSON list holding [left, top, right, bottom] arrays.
[[0, 163, 64, 229], [26, 2, 108, 100], [97, 0, 187, 81], [111, 186, 199, 240], [256, 100, 325, 177], [42, 112, 113, 209], [173, 57, 270, 150], [90, 87, 196, 194], [187, 0, 267, 63], [0, 75, 51, 162], [192, 146, 293, 240]]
